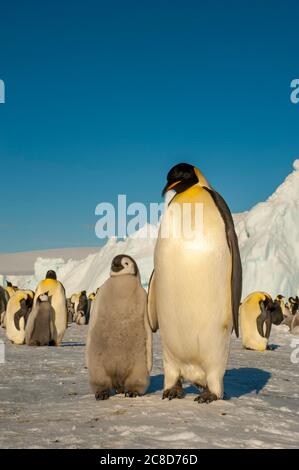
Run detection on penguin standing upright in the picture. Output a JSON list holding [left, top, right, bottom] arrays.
[[25, 293, 56, 346], [289, 296, 299, 316], [86, 292, 95, 324], [148, 163, 242, 403], [33, 270, 67, 346], [240, 292, 283, 351], [71, 293, 81, 322], [75, 291, 88, 325], [276, 295, 292, 329], [6, 290, 34, 344], [86, 255, 152, 400]]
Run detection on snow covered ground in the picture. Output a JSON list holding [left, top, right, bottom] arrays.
[[1, 161, 299, 448], [0, 323, 298, 449]]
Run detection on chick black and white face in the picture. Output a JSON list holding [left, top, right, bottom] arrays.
[[38, 293, 49, 302], [110, 255, 138, 277]]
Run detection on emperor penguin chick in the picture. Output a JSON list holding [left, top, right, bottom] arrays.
[[86, 255, 152, 400], [25, 293, 56, 346], [33, 270, 67, 346]]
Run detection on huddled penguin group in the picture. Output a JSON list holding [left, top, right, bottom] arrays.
[[1, 270, 67, 346], [1, 163, 298, 404]]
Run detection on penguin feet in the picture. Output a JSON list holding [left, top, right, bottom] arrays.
[[162, 380, 185, 400], [194, 389, 218, 404], [95, 389, 110, 400], [124, 391, 140, 398]]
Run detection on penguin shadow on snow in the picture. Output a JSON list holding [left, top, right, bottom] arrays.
[[148, 369, 271, 399], [224, 367, 271, 399], [148, 374, 164, 393], [267, 343, 280, 351]]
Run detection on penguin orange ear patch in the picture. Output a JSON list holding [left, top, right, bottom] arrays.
[[194, 167, 211, 188]]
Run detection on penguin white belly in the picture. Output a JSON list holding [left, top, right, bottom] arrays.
[[155, 188, 232, 396], [7, 315, 26, 345]]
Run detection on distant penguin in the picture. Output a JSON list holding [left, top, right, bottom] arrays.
[[240, 292, 283, 351], [33, 270, 67, 346], [75, 291, 88, 325], [276, 295, 293, 329], [66, 298, 74, 323], [86, 292, 95, 324], [6, 290, 34, 344], [71, 293, 81, 322], [5, 281, 18, 299], [289, 296, 299, 316], [148, 163, 242, 403], [275, 295, 290, 317], [25, 293, 56, 346], [86, 255, 152, 400]]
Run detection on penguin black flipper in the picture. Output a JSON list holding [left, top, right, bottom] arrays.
[[0, 286, 7, 316], [13, 299, 28, 331], [148, 270, 159, 332], [203, 187, 242, 337]]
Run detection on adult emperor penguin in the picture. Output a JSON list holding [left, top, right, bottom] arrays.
[[5, 281, 18, 298], [86, 255, 152, 400], [289, 296, 299, 316], [25, 293, 56, 346], [276, 295, 292, 329], [34, 270, 67, 346], [240, 292, 283, 351], [148, 163, 242, 403], [6, 290, 34, 344]]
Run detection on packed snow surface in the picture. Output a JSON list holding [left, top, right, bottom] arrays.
[[0, 324, 298, 449], [1, 162, 299, 449]]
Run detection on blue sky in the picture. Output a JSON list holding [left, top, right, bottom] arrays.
[[0, 0, 299, 252]]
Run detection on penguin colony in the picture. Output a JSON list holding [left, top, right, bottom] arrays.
[[1, 163, 297, 403]]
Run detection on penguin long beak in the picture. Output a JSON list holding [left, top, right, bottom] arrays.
[[162, 180, 182, 197]]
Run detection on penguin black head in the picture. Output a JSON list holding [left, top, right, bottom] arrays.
[[276, 294, 284, 300], [268, 299, 284, 325], [162, 163, 210, 196], [110, 255, 138, 277], [46, 270, 57, 280]]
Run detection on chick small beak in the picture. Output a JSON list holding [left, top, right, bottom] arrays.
[[162, 180, 182, 197]]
